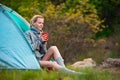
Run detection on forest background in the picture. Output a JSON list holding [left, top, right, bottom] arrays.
[[1, 0, 120, 65]]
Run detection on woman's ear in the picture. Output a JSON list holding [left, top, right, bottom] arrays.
[[32, 22, 35, 26], [30, 20, 34, 26]]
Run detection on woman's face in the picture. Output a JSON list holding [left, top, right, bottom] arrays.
[[34, 18, 44, 30]]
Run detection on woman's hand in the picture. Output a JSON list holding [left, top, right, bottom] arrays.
[[41, 32, 49, 42]]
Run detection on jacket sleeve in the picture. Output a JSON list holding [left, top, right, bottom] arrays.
[[42, 42, 47, 53], [39, 34, 47, 53], [25, 31, 41, 51]]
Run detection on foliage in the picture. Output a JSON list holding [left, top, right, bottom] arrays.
[[90, 0, 120, 37], [0, 68, 114, 80]]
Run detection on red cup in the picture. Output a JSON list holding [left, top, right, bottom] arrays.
[[41, 32, 49, 41]]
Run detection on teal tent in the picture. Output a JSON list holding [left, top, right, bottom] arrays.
[[0, 4, 40, 69]]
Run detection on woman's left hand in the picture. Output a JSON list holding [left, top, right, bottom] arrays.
[[41, 32, 49, 42]]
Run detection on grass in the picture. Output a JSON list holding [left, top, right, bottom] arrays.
[[0, 67, 116, 80]]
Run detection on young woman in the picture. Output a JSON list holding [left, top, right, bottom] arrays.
[[25, 15, 83, 75]]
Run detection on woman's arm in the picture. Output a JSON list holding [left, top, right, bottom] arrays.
[[25, 31, 41, 50]]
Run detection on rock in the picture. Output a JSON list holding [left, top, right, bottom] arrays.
[[71, 58, 96, 68], [101, 58, 120, 68]]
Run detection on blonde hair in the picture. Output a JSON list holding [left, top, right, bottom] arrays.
[[30, 15, 44, 27]]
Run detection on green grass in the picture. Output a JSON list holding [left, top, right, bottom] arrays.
[[0, 67, 116, 80]]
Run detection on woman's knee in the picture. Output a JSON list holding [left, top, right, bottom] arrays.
[[50, 46, 57, 50]]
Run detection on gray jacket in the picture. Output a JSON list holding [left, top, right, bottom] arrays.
[[25, 27, 47, 60]]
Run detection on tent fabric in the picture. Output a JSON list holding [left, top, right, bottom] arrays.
[[0, 4, 40, 69]]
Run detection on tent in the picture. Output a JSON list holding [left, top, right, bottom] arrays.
[[0, 4, 40, 69]]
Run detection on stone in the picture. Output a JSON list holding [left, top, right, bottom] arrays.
[[71, 58, 96, 68], [102, 58, 120, 68]]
